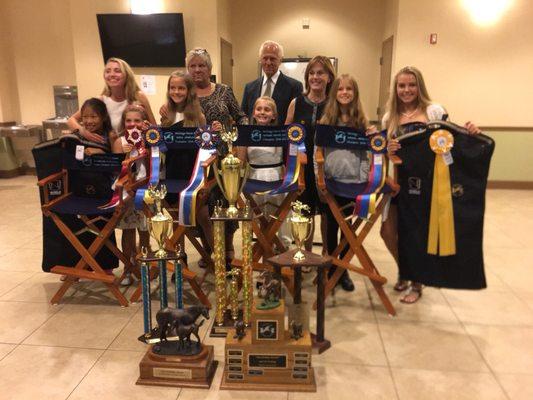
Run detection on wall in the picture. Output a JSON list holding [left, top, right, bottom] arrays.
[[229, 0, 386, 120], [0, 2, 20, 123], [1, 0, 77, 124], [69, 0, 220, 122], [394, 0, 533, 127]]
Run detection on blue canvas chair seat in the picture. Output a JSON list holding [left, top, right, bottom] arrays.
[[315, 124, 398, 316], [164, 179, 190, 195], [49, 196, 116, 215], [325, 179, 394, 199], [34, 135, 144, 307], [243, 178, 298, 195]]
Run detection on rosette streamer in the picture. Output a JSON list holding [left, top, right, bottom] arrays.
[[427, 129, 456, 256]]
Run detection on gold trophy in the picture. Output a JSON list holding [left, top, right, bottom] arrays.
[[213, 123, 249, 218], [290, 201, 313, 261], [147, 184, 173, 258]]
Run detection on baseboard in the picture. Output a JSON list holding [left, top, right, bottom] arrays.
[[488, 181, 533, 190]]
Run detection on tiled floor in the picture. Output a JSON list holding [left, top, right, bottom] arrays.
[[0, 175, 532, 399]]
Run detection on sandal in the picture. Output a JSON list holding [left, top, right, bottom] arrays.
[[400, 284, 423, 304], [394, 279, 409, 292]]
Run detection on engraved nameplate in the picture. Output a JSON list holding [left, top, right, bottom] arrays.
[[229, 365, 242, 372], [292, 372, 308, 379], [248, 354, 287, 369], [228, 358, 243, 364], [228, 373, 243, 380], [228, 350, 243, 356], [248, 369, 263, 376], [294, 352, 309, 358], [293, 366, 308, 372], [153, 367, 192, 380]]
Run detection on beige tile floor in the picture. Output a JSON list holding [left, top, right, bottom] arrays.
[[0, 175, 532, 399]]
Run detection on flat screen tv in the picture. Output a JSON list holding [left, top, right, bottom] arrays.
[[97, 13, 186, 68]]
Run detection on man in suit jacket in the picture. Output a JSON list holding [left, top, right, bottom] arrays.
[[241, 41, 303, 125]]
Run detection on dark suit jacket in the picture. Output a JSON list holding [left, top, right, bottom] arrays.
[[241, 71, 303, 125]]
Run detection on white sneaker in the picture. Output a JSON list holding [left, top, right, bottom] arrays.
[[120, 273, 132, 286]]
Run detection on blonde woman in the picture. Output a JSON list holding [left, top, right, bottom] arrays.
[[67, 57, 156, 142], [382, 66, 480, 304]]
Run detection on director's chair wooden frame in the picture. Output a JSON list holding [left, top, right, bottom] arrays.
[[232, 145, 307, 298], [315, 141, 398, 316], [129, 131, 215, 307], [39, 141, 148, 307]]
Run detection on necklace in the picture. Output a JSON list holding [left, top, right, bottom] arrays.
[[400, 107, 420, 118]]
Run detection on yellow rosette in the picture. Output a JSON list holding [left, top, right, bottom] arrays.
[[427, 129, 456, 256]]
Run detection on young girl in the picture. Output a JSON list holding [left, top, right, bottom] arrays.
[[382, 66, 480, 304], [62, 98, 120, 281], [68, 58, 156, 142], [318, 74, 376, 292], [115, 104, 151, 285], [161, 71, 213, 263], [76, 97, 121, 154], [237, 96, 291, 248]]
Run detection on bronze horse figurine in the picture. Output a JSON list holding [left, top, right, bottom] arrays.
[[176, 319, 205, 349], [156, 305, 209, 342], [258, 270, 281, 304]]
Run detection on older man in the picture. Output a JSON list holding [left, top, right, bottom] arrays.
[[241, 41, 303, 124]]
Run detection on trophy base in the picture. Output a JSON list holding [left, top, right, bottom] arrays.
[[137, 344, 217, 388], [220, 329, 316, 392], [210, 309, 243, 337]]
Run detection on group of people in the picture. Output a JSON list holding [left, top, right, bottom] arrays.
[[66, 40, 480, 304]]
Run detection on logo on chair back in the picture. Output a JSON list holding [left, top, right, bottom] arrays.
[[408, 177, 421, 195], [452, 183, 464, 197], [251, 130, 262, 142], [85, 185, 96, 195], [335, 131, 346, 144]]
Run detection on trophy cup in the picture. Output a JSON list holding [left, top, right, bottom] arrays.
[[213, 123, 249, 218], [147, 184, 173, 258], [290, 201, 313, 261]]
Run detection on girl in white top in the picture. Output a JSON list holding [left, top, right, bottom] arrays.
[[237, 96, 292, 248], [67, 57, 156, 141], [382, 66, 480, 304], [115, 104, 151, 285]]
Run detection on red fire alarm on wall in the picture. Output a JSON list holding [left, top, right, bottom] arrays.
[[430, 33, 438, 44]]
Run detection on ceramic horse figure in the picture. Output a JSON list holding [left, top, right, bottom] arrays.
[[156, 305, 210, 342], [257, 270, 281, 309]]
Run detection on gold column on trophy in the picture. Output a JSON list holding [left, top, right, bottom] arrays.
[[241, 203, 253, 326], [290, 201, 313, 262], [213, 203, 227, 327], [147, 184, 173, 258]]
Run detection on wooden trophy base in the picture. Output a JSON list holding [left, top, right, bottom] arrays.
[[220, 329, 316, 392], [210, 309, 242, 338], [137, 344, 217, 388]]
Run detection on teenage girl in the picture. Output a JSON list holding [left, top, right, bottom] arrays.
[[382, 66, 480, 304], [161, 71, 213, 262], [115, 104, 151, 285], [68, 58, 156, 141], [318, 74, 376, 292]]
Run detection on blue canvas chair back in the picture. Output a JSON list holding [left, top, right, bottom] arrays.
[[315, 125, 392, 199], [235, 124, 305, 195]]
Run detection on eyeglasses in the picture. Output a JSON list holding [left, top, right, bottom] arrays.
[[193, 48, 208, 55]]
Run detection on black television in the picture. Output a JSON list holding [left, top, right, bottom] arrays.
[[96, 13, 186, 68]]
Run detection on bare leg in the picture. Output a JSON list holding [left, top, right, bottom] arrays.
[[380, 204, 408, 291]]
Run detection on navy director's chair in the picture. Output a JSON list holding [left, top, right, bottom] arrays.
[[315, 125, 398, 315], [35, 135, 146, 306]]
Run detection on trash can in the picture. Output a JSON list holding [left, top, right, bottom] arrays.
[[0, 124, 43, 173]]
